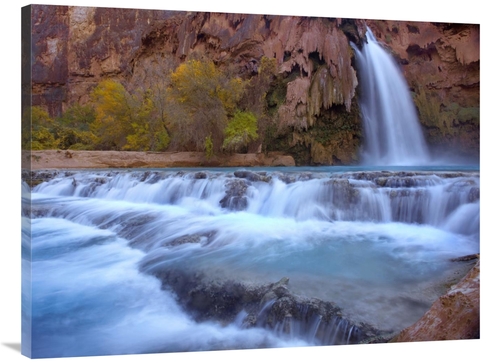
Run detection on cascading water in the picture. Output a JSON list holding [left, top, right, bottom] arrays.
[[23, 167, 479, 358], [352, 27, 431, 166]]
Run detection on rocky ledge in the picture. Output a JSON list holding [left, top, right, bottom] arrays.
[[140, 251, 479, 346], [23, 150, 296, 170], [143, 265, 383, 345], [390, 255, 480, 342]]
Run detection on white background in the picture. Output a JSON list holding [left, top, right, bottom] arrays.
[[1, 1, 495, 362]]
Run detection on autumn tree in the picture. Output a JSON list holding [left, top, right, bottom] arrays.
[[128, 55, 175, 151], [90, 79, 170, 151], [90, 79, 134, 150], [28, 106, 59, 150], [168, 59, 246, 154]]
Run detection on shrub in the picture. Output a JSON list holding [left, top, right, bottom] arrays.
[[223, 111, 258, 152]]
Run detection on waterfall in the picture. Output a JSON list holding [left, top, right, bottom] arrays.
[[352, 27, 430, 166]]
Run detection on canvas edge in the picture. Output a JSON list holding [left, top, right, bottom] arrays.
[[21, 4, 33, 359]]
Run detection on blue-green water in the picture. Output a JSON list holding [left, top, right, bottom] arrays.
[[23, 166, 480, 357]]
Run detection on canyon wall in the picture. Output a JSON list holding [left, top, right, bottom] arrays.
[[27, 5, 479, 164]]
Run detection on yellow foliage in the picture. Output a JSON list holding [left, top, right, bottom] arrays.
[[92, 80, 129, 120], [89, 79, 171, 151], [168, 59, 247, 152], [90, 80, 135, 149]]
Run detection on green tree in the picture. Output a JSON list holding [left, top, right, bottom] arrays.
[[238, 56, 278, 152], [58, 104, 96, 130], [55, 104, 98, 150], [223, 111, 258, 152]]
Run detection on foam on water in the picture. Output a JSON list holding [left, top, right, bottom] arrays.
[[26, 168, 479, 353], [27, 217, 308, 358]]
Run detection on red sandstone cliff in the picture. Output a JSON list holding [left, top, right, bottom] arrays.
[[27, 5, 479, 164]]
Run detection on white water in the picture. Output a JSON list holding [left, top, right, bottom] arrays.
[[25, 212, 309, 358], [24, 168, 479, 357], [352, 28, 431, 166]]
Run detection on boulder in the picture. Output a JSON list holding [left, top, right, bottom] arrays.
[[219, 178, 249, 211], [390, 258, 479, 342]]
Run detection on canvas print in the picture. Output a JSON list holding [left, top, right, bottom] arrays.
[[21, 4, 480, 359]]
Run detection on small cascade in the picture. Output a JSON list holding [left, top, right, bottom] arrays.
[[27, 167, 480, 356], [352, 28, 430, 166], [259, 305, 363, 345], [31, 169, 480, 237], [233, 295, 366, 345]]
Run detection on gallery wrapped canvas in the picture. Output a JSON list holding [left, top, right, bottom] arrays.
[[20, 1, 480, 361]]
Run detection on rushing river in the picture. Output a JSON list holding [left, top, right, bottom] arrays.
[[22, 165, 479, 358]]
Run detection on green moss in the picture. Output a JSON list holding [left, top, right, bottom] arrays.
[[413, 87, 480, 154], [262, 123, 283, 152], [266, 67, 299, 115], [310, 103, 360, 143], [415, 90, 479, 131], [457, 107, 479, 124], [413, 88, 441, 128]]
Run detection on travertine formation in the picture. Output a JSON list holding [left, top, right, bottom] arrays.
[[28, 5, 479, 163]]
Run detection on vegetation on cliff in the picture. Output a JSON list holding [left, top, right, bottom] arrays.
[[25, 59, 262, 158], [25, 6, 479, 164], [25, 51, 358, 164], [27, 7, 367, 165]]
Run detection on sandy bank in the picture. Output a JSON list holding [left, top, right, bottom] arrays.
[[23, 150, 296, 170]]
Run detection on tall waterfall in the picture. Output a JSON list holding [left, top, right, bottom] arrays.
[[352, 28, 430, 166]]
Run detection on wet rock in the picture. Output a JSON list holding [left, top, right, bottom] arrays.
[[147, 265, 381, 345], [219, 179, 249, 211], [390, 258, 480, 342], [383, 177, 420, 188], [22, 170, 61, 188], [167, 232, 217, 247], [274, 172, 297, 184], [325, 178, 359, 206], [374, 177, 388, 187], [297, 172, 315, 181], [233, 170, 271, 183], [137, 171, 165, 183], [468, 187, 480, 202], [193, 171, 208, 179], [169, 234, 203, 246], [26, 204, 52, 218], [450, 254, 479, 262]]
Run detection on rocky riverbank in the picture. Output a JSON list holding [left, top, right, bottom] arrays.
[[390, 255, 480, 342], [140, 248, 479, 345], [23, 150, 296, 170]]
